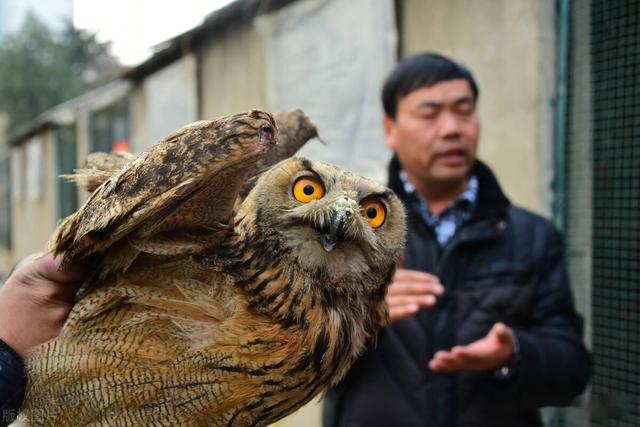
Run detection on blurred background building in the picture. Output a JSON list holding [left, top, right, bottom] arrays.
[[0, 0, 638, 426]]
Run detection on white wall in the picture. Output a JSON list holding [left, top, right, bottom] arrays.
[[259, 0, 398, 184], [402, 0, 555, 215], [142, 54, 199, 148]]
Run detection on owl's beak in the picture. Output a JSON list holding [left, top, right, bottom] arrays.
[[319, 208, 351, 252]]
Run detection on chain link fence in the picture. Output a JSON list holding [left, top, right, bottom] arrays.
[[561, 0, 639, 425]]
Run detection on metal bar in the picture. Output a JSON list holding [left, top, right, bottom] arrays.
[[553, 0, 571, 232]]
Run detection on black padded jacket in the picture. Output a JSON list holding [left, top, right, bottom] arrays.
[[0, 339, 26, 427], [323, 159, 591, 427]]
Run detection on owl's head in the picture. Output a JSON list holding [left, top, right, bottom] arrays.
[[240, 157, 406, 281]]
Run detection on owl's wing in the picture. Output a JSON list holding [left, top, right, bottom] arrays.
[[50, 110, 277, 270], [60, 151, 137, 192], [59, 110, 318, 197], [130, 110, 318, 245]]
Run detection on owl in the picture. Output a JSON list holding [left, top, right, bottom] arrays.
[[19, 110, 406, 426]]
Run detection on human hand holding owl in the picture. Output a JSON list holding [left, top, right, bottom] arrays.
[[0, 253, 87, 358]]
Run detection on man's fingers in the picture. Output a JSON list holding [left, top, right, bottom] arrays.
[[491, 322, 514, 345], [430, 347, 480, 372], [394, 269, 440, 283], [431, 350, 452, 362], [429, 350, 462, 372], [450, 346, 474, 362], [387, 280, 444, 296], [429, 324, 518, 373], [385, 270, 444, 323], [387, 294, 437, 308], [28, 254, 84, 284], [490, 322, 504, 335], [20, 253, 88, 303], [384, 268, 446, 325], [388, 304, 420, 322]]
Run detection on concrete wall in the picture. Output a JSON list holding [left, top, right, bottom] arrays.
[[140, 54, 199, 149], [199, 24, 268, 119], [401, 0, 555, 215], [124, 57, 198, 154], [129, 84, 149, 153], [258, 0, 397, 184], [10, 130, 57, 262]]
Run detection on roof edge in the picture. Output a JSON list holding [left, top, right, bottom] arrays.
[[124, 0, 298, 81]]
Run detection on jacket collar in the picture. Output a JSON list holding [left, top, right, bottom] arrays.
[[387, 154, 510, 221]]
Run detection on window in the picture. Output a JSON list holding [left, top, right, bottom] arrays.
[[89, 98, 130, 153]]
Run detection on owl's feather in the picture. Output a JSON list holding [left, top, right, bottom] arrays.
[[60, 151, 137, 192], [60, 110, 317, 196], [21, 110, 405, 426], [50, 110, 279, 275]]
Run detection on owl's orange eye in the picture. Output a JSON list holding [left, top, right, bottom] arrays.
[[361, 199, 386, 229], [293, 177, 325, 203]]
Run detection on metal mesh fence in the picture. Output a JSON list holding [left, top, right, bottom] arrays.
[[590, 0, 640, 425], [564, 0, 640, 425]]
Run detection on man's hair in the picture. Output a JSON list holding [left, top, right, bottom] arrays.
[[382, 53, 479, 119]]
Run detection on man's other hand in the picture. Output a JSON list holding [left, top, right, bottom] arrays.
[[386, 268, 444, 323]]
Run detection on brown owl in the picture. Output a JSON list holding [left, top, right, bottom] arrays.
[[19, 110, 406, 426]]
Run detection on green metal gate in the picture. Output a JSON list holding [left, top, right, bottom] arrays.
[[0, 153, 10, 250], [55, 125, 78, 220], [561, 0, 640, 425]]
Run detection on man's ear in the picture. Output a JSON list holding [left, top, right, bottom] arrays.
[[383, 115, 397, 149]]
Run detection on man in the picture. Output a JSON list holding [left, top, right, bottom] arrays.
[[0, 254, 86, 426], [323, 53, 590, 427]]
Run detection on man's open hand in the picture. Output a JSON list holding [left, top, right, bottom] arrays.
[[429, 322, 515, 373]]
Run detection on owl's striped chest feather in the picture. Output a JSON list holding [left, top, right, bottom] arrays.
[[22, 233, 386, 426]]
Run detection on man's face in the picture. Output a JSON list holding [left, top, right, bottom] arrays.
[[384, 79, 479, 187]]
